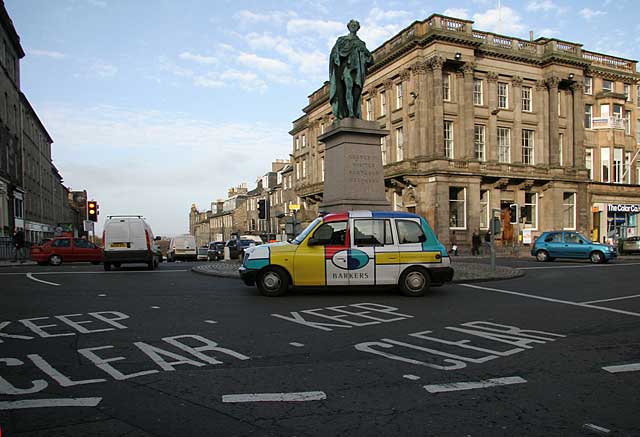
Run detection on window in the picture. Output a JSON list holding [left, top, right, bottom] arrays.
[[497, 127, 511, 163], [395, 83, 403, 109], [585, 104, 592, 129], [302, 135, 307, 148], [544, 232, 562, 243], [498, 82, 508, 109], [52, 238, 70, 248], [381, 136, 387, 165], [395, 127, 404, 161], [321, 157, 324, 182], [443, 73, 451, 101], [444, 121, 453, 159], [562, 192, 576, 229], [473, 79, 483, 105], [354, 219, 393, 246], [474, 125, 485, 161], [296, 162, 300, 180], [602, 147, 610, 182], [302, 159, 307, 178], [396, 220, 427, 244], [295, 137, 300, 150], [600, 104, 610, 119], [480, 190, 489, 229], [585, 148, 593, 180], [603, 80, 613, 92], [380, 91, 387, 116], [624, 111, 631, 135], [449, 187, 466, 229], [624, 84, 631, 101], [584, 76, 593, 95], [637, 85, 640, 108], [559, 133, 564, 166], [625, 152, 631, 184], [366, 98, 373, 120], [522, 129, 534, 165], [73, 238, 94, 249], [320, 122, 325, 134], [557, 91, 561, 115], [613, 104, 623, 119], [522, 86, 532, 112], [311, 221, 347, 246], [613, 148, 623, 183], [523, 192, 538, 229]]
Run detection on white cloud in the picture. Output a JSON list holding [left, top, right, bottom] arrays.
[[579, 8, 606, 19], [192, 74, 224, 88], [536, 28, 559, 38], [29, 49, 67, 59], [91, 61, 117, 77], [286, 18, 343, 36], [367, 7, 411, 22], [443, 8, 470, 20], [472, 7, 525, 35], [234, 9, 297, 24], [237, 53, 290, 75], [527, 0, 564, 13], [178, 51, 217, 65], [246, 32, 326, 79]]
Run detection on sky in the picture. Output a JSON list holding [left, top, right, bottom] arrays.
[[5, 0, 640, 237]]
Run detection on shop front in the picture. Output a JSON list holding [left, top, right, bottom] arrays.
[[590, 202, 640, 244]]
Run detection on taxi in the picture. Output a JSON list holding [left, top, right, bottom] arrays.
[[239, 211, 453, 297]]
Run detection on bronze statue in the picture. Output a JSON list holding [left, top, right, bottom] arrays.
[[329, 19, 374, 120]]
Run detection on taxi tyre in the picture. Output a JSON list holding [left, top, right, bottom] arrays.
[[49, 254, 63, 266], [590, 251, 605, 264], [399, 266, 430, 297], [257, 266, 290, 297]]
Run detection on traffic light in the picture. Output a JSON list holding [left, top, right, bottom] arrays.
[[258, 199, 266, 219], [88, 201, 99, 222], [509, 203, 519, 224]]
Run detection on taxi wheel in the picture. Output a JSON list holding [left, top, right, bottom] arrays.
[[49, 255, 63, 266], [257, 266, 289, 297], [399, 267, 430, 297]]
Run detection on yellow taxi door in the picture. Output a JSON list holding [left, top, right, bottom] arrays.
[[294, 218, 349, 286]]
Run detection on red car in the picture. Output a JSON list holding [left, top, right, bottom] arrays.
[[31, 237, 103, 266]]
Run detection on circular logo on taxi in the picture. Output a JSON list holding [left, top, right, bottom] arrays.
[[331, 249, 370, 270]]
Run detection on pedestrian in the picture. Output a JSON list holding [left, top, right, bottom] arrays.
[[484, 229, 491, 255], [12, 229, 25, 263], [450, 231, 458, 256], [471, 229, 481, 256]]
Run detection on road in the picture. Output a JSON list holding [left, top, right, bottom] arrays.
[[0, 259, 639, 436]]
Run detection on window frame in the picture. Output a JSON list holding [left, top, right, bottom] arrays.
[[444, 120, 454, 159], [523, 192, 538, 230], [497, 127, 511, 163], [480, 189, 489, 230], [497, 82, 509, 109], [443, 73, 451, 101], [562, 192, 576, 230], [602, 147, 610, 183], [448, 187, 467, 230], [473, 78, 483, 105], [395, 127, 404, 161], [522, 129, 535, 165], [353, 219, 394, 247], [584, 76, 593, 95], [602, 79, 614, 92], [521, 86, 532, 112], [380, 91, 387, 116], [585, 104, 592, 129], [474, 124, 485, 161], [395, 82, 403, 110], [395, 219, 427, 245], [585, 148, 593, 180]]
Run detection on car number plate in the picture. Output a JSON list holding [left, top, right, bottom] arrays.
[[110, 242, 127, 248]]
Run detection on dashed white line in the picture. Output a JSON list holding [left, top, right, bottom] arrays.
[[583, 423, 611, 434], [151, 306, 160, 309], [204, 320, 218, 324], [461, 284, 640, 318], [26, 273, 60, 287], [222, 391, 327, 403], [98, 293, 107, 297], [289, 342, 305, 347], [424, 376, 527, 394], [403, 374, 421, 381], [0, 397, 102, 410], [581, 294, 640, 305], [602, 363, 640, 373]]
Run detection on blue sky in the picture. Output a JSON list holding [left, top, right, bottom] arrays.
[[5, 0, 640, 236]]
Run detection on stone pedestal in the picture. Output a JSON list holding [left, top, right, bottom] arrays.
[[319, 118, 390, 212]]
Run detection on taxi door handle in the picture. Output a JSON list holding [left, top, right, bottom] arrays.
[[388, 256, 398, 260]]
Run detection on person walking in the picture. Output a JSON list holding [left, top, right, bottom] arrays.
[[12, 229, 25, 263], [471, 230, 481, 256]]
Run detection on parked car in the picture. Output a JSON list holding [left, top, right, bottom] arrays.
[[239, 211, 453, 297], [31, 237, 103, 266], [620, 236, 640, 254], [167, 234, 197, 262], [207, 241, 225, 261], [531, 231, 617, 263], [197, 246, 209, 261], [103, 215, 162, 270], [226, 238, 258, 259]]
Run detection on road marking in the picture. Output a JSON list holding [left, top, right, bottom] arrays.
[[424, 376, 526, 393], [0, 397, 102, 410], [0, 270, 189, 276], [461, 284, 640, 318], [26, 273, 60, 287], [222, 391, 326, 403], [403, 374, 421, 381], [289, 342, 304, 347], [151, 306, 160, 309], [518, 262, 640, 270], [204, 320, 218, 324], [602, 362, 640, 373], [98, 294, 107, 297], [583, 423, 611, 434], [581, 294, 640, 304]]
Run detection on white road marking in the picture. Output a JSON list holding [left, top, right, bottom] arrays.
[[0, 270, 189, 276], [98, 294, 107, 297], [204, 320, 218, 324], [289, 342, 304, 347], [222, 391, 326, 403], [581, 294, 640, 304], [518, 262, 640, 270], [26, 273, 60, 287], [403, 374, 421, 381], [424, 376, 526, 393], [583, 423, 611, 434], [461, 284, 640, 318], [602, 362, 640, 373], [0, 397, 102, 410], [151, 306, 160, 309]]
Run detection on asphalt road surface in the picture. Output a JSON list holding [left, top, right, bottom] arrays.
[[1, 259, 639, 436]]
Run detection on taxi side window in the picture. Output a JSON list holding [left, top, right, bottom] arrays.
[[396, 220, 426, 244], [310, 221, 347, 246], [354, 219, 393, 246], [52, 239, 70, 248]]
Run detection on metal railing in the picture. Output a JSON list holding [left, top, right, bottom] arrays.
[[0, 237, 32, 261]]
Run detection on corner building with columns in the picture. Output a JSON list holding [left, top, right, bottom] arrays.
[[290, 14, 640, 250]]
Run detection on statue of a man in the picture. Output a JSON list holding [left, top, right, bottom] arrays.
[[329, 19, 374, 120]]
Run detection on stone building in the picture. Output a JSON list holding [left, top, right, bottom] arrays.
[[189, 185, 249, 244], [290, 14, 640, 250]]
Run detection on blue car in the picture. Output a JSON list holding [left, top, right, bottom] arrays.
[[531, 231, 617, 263]]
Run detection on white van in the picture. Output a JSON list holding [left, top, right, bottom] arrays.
[[102, 215, 162, 270], [167, 234, 197, 262]]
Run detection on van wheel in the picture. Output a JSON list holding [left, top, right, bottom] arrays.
[[535, 250, 549, 262], [49, 255, 63, 266], [257, 266, 289, 297], [104, 262, 111, 271], [590, 251, 604, 264], [399, 267, 430, 297]]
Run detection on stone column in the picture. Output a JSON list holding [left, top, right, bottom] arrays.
[[400, 69, 412, 158], [486, 72, 499, 162], [383, 79, 394, 159], [412, 61, 429, 156], [429, 56, 445, 157], [546, 76, 561, 166], [512, 76, 523, 164], [536, 80, 548, 165], [571, 81, 585, 169], [461, 63, 475, 160]]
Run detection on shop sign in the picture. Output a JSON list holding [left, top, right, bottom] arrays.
[[607, 204, 640, 213]]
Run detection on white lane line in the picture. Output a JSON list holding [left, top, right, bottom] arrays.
[[403, 374, 421, 381], [0, 397, 102, 410], [518, 262, 640, 270], [26, 273, 60, 287], [151, 306, 160, 309], [581, 294, 640, 305], [461, 284, 640, 318], [222, 391, 326, 403], [583, 423, 611, 434], [98, 294, 107, 297], [0, 270, 189, 276], [289, 342, 305, 347], [204, 320, 218, 324], [424, 376, 526, 394], [602, 363, 640, 373]]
